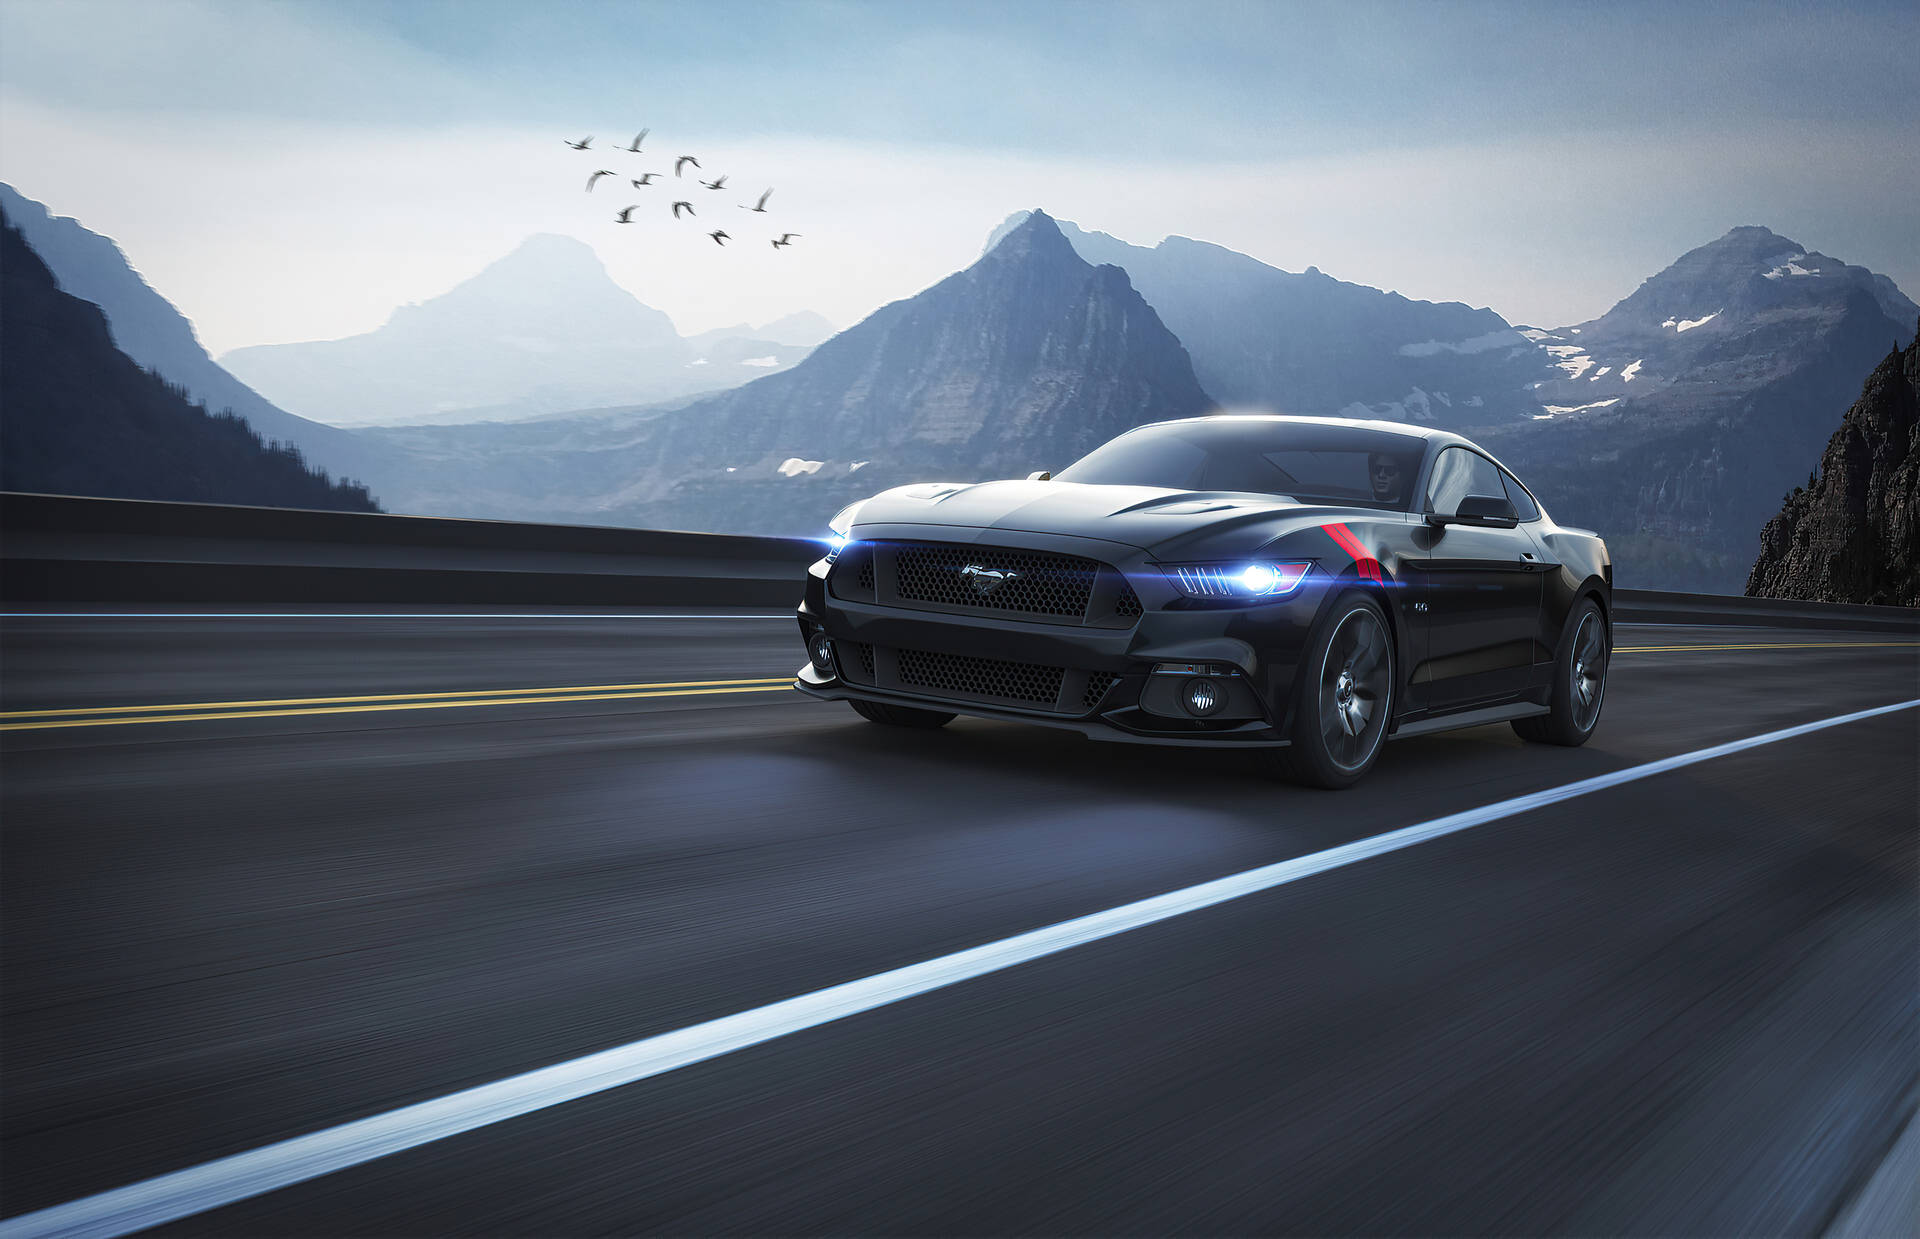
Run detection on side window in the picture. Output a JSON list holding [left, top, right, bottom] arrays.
[[1425, 448, 1504, 517], [1499, 467, 1540, 521]]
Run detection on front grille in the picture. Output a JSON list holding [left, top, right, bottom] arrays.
[[854, 641, 875, 677], [893, 544, 1095, 618], [856, 558, 874, 592], [1114, 584, 1142, 617], [896, 647, 1065, 707], [1082, 672, 1118, 711]]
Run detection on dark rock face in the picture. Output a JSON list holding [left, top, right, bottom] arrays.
[[0, 212, 378, 512], [0, 182, 372, 481], [364, 211, 1216, 533], [990, 212, 1556, 426], [1747, 331, 1920, 606], [1482, 226, 1916, 592]]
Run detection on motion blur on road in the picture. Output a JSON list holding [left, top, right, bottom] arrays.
[[2, 610, 1915, 1235]]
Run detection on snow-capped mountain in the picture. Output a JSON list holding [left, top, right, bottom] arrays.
[[1522, 226, 1918, 420], [1485, 226, 1916, 591]]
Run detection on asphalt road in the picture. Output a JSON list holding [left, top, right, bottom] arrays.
[[1, 610, 1915, 1236]]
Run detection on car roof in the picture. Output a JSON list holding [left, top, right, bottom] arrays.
[[1134, 412, 1474, 449]]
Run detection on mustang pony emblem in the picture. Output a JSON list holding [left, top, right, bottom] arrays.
[[959, 564, 1020, 595]]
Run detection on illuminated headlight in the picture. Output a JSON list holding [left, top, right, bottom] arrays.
[[1166, 561, 1312, 599], [824, 501, 864, 562], [807, 631, 837, 674]]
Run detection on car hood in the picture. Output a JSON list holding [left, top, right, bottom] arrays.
[[850, 479, 1396, 559]]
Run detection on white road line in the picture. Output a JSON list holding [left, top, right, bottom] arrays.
[[0, 613, 794, 620], [5, 697, 1914, 1239]]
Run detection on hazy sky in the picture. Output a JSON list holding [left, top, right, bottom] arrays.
[[1, 0, 1915, 354]]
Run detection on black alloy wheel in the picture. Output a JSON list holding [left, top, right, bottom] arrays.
[[1280, 592, 1395, 788], [1514, 598, 1608, 746]]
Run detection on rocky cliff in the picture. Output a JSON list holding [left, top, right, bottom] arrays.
[[1747, 329, 1919, 605]]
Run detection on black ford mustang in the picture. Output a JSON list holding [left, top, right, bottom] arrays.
[[795, 415, 1611, 787]]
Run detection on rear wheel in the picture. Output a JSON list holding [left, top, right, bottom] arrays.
[[849, 698, 955, 729], [1513, 598, 1607, 746], [1279, 593, 1395, 789]]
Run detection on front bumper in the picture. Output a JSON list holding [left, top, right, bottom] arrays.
[[793, 531, 1337, 747]]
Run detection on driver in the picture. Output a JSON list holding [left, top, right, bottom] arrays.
[[1368, 453, 1405, 504]]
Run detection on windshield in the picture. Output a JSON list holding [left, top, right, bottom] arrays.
[[1054, 420, 1429, 511]]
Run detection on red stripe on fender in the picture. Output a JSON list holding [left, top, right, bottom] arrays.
[[1323, 523, 1384, 581]]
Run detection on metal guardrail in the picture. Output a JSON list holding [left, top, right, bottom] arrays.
[[3, 493, 1915, 629], [0, 492, 818, 607]]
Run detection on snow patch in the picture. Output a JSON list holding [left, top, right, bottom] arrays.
[[1664, 310, 1721, 332], [740, 355, 780, 368], [1464, 395, 1484, 407], [849, 460, 869, 472], [1590, 366, 1611, 380], [1519, 328, 1562, 342], [1762, 252, 1817, 279], [1543, 344, 1595, 380], [1621, 359, 1643, 382], [1533, 398, 1621, 420], [1397, 329, 1523, 357], [777, 458, 824, 477]]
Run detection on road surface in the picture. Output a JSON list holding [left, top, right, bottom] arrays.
[[2, 610, 1915, 1235]]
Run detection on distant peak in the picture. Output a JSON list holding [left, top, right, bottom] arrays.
[[473, 233, 612, 280], [982, 208, 1073, 260]]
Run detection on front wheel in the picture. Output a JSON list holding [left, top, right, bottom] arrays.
[[1278, 593, 1395, 789], [1513, 598, 1607, 746], [849, 698, 955, 729]]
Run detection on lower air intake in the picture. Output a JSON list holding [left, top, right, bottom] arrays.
[[895, 647, 1065, 708]]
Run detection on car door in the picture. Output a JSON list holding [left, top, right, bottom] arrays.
[[1405, 447, 1544, 710]]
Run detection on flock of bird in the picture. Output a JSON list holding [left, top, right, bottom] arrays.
[[567, 130, 799, 250]]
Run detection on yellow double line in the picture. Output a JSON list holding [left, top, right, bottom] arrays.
[[3, 641, 1912, 734], [0, 677, 795, 732]]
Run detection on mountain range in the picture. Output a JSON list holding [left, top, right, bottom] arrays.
[[218, 235, 833, 427], [356, 211, 1214, 531], [0, 207, 376, 513], [4, 179, 1913, 596], [989, 211, 1557, 426]]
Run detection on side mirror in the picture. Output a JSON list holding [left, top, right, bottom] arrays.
[[1027, 470, 1052, 482], [1436, 494, 1519, 528]]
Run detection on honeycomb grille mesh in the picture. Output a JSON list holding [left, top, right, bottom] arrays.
[[892, 544, 1096, 618], [1082, 672, 1118, 711], [854, 642, 875, 676], [856, 557, 874, 592], [1114, 582, 1142, 618], [896, 647, 1065, 707]]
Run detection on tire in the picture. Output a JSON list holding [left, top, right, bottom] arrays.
[[849, 698, 955, 729], [1278, 592, 1395, 789], [1513, 597, 1607, 746]]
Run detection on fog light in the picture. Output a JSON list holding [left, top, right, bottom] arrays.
[[1182, 676, 1225, 717], [808, 631, 836, 675]]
